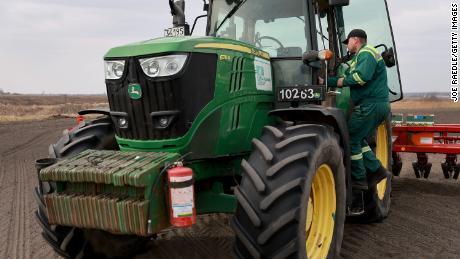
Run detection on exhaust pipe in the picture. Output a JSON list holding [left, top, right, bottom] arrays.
[[169, 0, 190, 35]]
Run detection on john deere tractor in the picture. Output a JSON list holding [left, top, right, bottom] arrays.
[[34, 0, 403, 258]]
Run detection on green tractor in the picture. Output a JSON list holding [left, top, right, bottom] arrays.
[[34, 0, 403, 258]]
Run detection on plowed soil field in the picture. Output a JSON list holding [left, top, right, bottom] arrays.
[[0, 104, 459, 259]]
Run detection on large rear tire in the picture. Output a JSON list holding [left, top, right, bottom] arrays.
[[34, 117, 148, 258], [232, 123, 346, 258], [361, 116, 392, 222]]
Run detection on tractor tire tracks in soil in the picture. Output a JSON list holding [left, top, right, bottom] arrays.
[[0, 120, 66, 259]]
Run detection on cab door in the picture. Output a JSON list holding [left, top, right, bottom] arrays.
[[336, 0, 403, 102]]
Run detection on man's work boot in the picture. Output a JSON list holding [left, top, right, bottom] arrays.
[[348, 190, 365, 216], [352, 177, 369, 191], [368, 166, 391, 187]]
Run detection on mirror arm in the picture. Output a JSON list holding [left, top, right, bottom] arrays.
[[389, 88, 398, 95], [191, 14, 208, 35], [375, 44, 388, 51]]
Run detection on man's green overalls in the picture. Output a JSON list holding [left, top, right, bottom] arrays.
[[329, 44, 390, 180]]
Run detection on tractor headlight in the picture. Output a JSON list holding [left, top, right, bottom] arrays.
[[118, 117, 128, 128], [139, 54, 187, 78], [105, 60, 125, 79]]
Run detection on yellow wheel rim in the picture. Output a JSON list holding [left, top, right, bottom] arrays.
[[306, 164, 336, 259], [375, 123, 389, 200]]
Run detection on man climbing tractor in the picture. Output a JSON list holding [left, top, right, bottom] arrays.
[[326, 29, 392, 193]]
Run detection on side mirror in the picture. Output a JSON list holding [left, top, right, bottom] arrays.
[[328, 0, 349, 7], [382, 47, 396, 68], [303, 50, 320, 63], [375, 44, 396, 68]]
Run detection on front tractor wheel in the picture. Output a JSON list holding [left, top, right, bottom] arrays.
[[34, 117, 148, 258], [232, 124, 346, 258]]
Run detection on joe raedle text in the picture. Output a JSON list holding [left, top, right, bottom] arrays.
[[452, 3, 459, 102]]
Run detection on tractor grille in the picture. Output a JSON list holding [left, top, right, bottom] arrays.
[[106, 53, 217, 140]]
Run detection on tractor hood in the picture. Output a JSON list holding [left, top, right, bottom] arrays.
[[104, 36, 269, 60]]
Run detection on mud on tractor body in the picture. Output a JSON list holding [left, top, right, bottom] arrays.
[[34, 0, 403, 258]]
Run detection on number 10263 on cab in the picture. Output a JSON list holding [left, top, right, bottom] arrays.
[[277, 86, 325, 102]]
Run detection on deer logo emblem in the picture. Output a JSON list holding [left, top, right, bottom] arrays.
[[128, 84, 142, 100]]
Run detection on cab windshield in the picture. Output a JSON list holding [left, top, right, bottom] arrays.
[[209, 0, 312, 58]]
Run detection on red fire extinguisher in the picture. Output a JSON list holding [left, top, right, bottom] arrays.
[[167, 163, 196, 227]]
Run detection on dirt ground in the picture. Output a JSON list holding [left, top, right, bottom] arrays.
[[0, 94, 107, 122], [0, 106, 459, 258]]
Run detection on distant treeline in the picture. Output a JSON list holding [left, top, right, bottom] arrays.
[[0, 94, 108, 106], [404, 92, 451, 98]]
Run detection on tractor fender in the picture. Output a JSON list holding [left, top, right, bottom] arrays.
[[78, 108, 111, 116], [269, 105, 352, 206]]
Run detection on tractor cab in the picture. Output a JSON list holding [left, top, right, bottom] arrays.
[[208, 0, 319, 90], [210, 0, 311, 58], [205, 0, 403, 102]]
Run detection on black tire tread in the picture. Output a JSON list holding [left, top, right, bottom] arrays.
[[259, 178, 304, 211], [252, 138, 274, 162], [285, 124, 327, 133], [232, 219, 261, 259], [59, 135, 98, 157], [233, 123, 346, 259], [266, 152, 310, 178], [272, 240, 297, 259], [257, 208, 299, 245], [263, 126, 284, 139], [49, 118, 115, 159], [275, 133, 318, 150], [234, 187, 262, 227], [241, 159, 266, 193]]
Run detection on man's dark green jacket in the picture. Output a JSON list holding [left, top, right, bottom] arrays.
[[328, 44, 389, 105]]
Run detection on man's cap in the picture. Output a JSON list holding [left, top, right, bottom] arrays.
[[342, 29, 367, 44]]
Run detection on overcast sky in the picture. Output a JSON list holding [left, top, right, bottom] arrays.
[[0, 0, 454, 94]]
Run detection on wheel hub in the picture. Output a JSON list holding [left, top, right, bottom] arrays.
[[306, 164, 336, 258], [375, 123, 388, 200]]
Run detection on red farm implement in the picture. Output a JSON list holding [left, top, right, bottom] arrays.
[[391, 114, 460, 179]]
